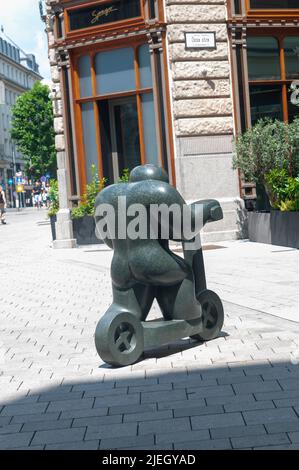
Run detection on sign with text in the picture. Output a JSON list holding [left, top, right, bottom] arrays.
[[185, 32, 216, 50], [68, 0, 141, 32]]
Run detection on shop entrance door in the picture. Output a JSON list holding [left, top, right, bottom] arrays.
[[109, 96, 141, 182]]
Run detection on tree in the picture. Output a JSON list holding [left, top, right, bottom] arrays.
[[10, 81, 56, 179]]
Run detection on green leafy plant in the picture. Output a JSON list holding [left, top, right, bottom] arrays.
[[265, 169, 299, 212], [233, 117, 299, 210], [233, 118, 289, 184], [118, 168, 130, 183], [71, 165, 106, 219], [47, 179, 59, 218]]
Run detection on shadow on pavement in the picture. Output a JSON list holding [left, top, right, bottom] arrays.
[[1, 356, 299, 451]]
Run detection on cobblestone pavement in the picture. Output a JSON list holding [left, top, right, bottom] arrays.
[[1, 210, 299, 450]]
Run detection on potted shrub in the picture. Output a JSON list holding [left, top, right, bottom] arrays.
[[71, 165, 107, 245], [233, 118, 299, 248], [47, 179, 59, 241]]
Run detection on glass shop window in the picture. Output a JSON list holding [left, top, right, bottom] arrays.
[[249, 85, 283, 125], [284, 37, 299, 80], [78, 55, 92, 98], [81, 102, 98, 182], [247, 37, 280, 80], [95, 47, 135, 94]]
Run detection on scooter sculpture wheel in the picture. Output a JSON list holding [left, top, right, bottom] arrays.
[[95, 310, 144, 367], [191, 289, 224, 342]]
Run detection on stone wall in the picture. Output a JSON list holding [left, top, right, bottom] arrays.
[[165, 0, 245, 241]]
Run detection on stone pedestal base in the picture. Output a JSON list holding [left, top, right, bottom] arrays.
[[53, 208, 77, 249], [53, 238, 77, 249]]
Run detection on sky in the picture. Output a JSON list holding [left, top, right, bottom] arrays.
[[0, 0, 51, 84]]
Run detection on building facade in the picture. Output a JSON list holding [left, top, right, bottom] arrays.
[[0, 34, 42, 205], [44, 0, 299, 248]]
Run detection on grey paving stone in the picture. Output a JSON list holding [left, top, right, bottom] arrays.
[[206, 393, 255, 406], [11, 412, 60, 424], [124, 410, 172, 423], [174, 405, 224, 418], [274, 397, 299, 408], [224, 400, 275, 413], [0, 403, 48, 416], [0, 431, 34, 449], [210, 424, 266, 439], [255, 389, 299, 401], [85, 423, 137, 441], [139, 417, 191, 435], [174, 438, 232, 450], [187, 385, 234, 399], [22, 419, 73, 432], [72, 414, 122, 428], [243, 407, 298, 425], [100, 434, 155, 450], [32, 427, 86, 445], [266, 420, 299, 434], [156, 429, 210, 445], [47, 398, 94, 412], [0, 424, 22, 434], [279, 378, 299, 391], [141, 390, 186, 404], [158, 398, 206, 411], [243, 365, 273, 376], [129, 384, 172, 394], [94, 393, 140, 408], [60, 407, 108, 420], [217, 375, 262, 385], [71, 382, 114, 392], [231, 433, 290, 449], [173, 378, 217, 389], [0, 417, 12, 427], [288, 431, 299, 443], [232, 380, 281, 395], [46, 440, 99, 450], [38, 391, 83, 402], [108, 403, 156, 415], [115, 379, 157, 388], [191, 412, 244, 430], [253, 444, 299, 450], [84, 388, 128, 398], [125, 444, 173, 450]]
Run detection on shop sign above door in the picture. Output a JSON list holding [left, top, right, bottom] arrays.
[[185, 32, 216, 50], [68, 0, 141, 32]]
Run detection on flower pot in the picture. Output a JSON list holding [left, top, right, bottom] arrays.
[[72, 215, 102, 245], [50, 215, 57, 241], [248, 210, 299, 248]]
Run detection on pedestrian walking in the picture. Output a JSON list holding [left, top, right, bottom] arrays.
[[33, 182, 42, 209], [0, 185, 7, 225]]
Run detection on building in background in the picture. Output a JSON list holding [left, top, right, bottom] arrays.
[[43, 0, 299, 248], [0, 30, 42, 206]]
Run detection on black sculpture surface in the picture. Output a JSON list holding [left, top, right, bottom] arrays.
[[94, 164, 224, 366]]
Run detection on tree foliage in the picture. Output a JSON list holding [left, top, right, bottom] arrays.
[[10, 81, 56, 179]]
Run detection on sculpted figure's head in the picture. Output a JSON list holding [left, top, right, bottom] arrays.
[[129, 164, 169, 184]]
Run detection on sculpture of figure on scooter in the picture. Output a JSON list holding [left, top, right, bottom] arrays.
[[94, 164, 224, 367]]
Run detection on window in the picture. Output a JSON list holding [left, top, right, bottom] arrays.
[[247, 35, 299, 124], [95, 47, 135, 94], [247, 37, 280, 80], [75, 43, 160, 185], [284, 37, 299, 79], [250, 0, 299, 8]]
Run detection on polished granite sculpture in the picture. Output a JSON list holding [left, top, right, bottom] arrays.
[[94, 164, 224, 367]]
